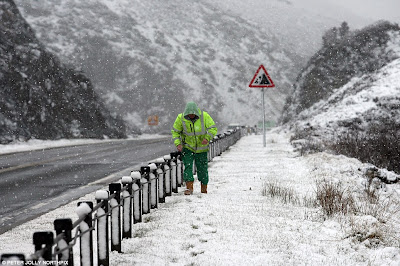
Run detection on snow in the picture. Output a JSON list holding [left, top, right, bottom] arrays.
[[121, 176, 133, 184], [296, 58, 400, 132], [79, 221, 91, 266], [109, 198, 120, 246], [141, 178, 150, 214], [150, 173, 157, 207], [94, 190, 109, 201], [130, 171, 141, 180], [96, 208, 107, 260], [0, 135, 168, 155], [76, 203, 92, 219], [122, 190, 131, 234], [132, 183, 141, 222], [0, 133, 399, 265]]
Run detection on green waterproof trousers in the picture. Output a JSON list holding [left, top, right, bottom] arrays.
[[182, 148, 209, 185]]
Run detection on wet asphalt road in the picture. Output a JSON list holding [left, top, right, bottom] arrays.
[[0, 137, 174, 234]]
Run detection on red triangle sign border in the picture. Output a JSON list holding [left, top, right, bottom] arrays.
[[249, 64, 275, 88]]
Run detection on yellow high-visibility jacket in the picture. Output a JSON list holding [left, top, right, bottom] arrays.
[[171, 102, 218, 153]]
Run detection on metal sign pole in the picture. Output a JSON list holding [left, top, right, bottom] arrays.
[[262, 88, 266, 147], [249, 64, 275, 148]]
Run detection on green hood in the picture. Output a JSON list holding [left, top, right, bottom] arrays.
[[183, 102, 200, 118]]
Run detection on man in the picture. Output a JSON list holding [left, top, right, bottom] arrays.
[[171, 102, 218, 195]]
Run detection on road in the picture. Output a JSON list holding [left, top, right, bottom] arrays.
[[0, 137, 174, 234]]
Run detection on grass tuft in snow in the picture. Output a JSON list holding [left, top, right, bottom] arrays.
[[262, 182, 301, 205], [315, 179, 354, 216]]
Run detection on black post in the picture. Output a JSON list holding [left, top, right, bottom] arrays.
[[155, 161, 165, 203], [54, 218, 73, 265], [131, 171, 142, 224], [109, 183, 122, 253], [121, 176, 133, 239], [164, 160, 172, 197], [95, 190, 109, 266], [77, 202, 94, 266], [33, 231, 54, 261], [149, 163, 158, 209], [177, 151, 183, 186], [140, 166, 151, 215], [170, 152, 179, 193]]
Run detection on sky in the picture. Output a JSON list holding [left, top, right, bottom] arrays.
[[327, 0, 400, 23]]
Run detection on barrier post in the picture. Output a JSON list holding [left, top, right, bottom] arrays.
[[33, 231, 54, 261], [109, 183, 122, 253], [148, 163, 158, 209], [176, 151, 183, 186], [53, 218, 73, 265], [95, 190, 109, 266], [164, 159, 172, 197], [140, 166, 151, 215], [77, 202, 94, 266], [155, 161, 165, 203], [131, 171, 142, 223], [121, 176, 133, 239], [169, 153, 178, 193]]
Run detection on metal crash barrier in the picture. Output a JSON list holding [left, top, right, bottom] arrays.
[[0, 129, 242, 266]]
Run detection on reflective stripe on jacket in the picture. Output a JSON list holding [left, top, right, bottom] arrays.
[[171, 110, 217, 153]]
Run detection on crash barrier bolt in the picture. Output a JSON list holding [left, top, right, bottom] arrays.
[[109, 183, 122, 253], [77, 202, 94, 266], [54, 218, 74, 265], [95, 190, 109, 266], [170, 153, 178, 193], [148, 163, 158, 209], [33, 231, 54, 261], [0, 254, 25, 264], [140, 166, 151, 215], [121, 176, 133, 239], [131, 171, 142, 224], [1, 129, 243, 266]]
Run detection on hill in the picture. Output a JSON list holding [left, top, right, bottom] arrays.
[[14, 0, 303, 131], [283, 21, 400, 175], [0, 0, 126, 143]]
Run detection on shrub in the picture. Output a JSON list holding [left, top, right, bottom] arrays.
[[330, 118, 400, 175], [315, 179, 355, 216]]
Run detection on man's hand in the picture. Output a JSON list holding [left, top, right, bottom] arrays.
[[177, 144, 183, 152], [201, 139, 209, 145]]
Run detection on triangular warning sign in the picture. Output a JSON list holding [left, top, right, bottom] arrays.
[[249, 65, 275, 88]]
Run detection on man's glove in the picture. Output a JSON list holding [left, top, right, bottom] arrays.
[[177, 144, 183, 152]]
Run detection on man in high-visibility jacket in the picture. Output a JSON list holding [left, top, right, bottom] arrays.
[[171, 102, 218, 195]]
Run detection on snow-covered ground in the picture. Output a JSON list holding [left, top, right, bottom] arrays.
[[1, 132, 399, 265], [0, 134, 167, 155]]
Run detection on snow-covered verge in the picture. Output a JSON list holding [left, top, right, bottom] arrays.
[[1, 132, 399, 265], [0, 134, 167, 155]]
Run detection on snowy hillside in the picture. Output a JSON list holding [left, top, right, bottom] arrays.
[[282, 21, 400, 122], [286, 53, 400, 175], [294, 58, 400, 135], [0, 0, 126, 143], [14, 0, 302, 131]]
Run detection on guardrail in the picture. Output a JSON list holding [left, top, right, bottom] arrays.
[[0, 129, 243, 266]]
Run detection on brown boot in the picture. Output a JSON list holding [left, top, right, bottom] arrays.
[[184, 181, 194, 195], [201, 183, 207, 194]]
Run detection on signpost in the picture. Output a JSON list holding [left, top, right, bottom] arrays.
[[249, 65, 275, 147]]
